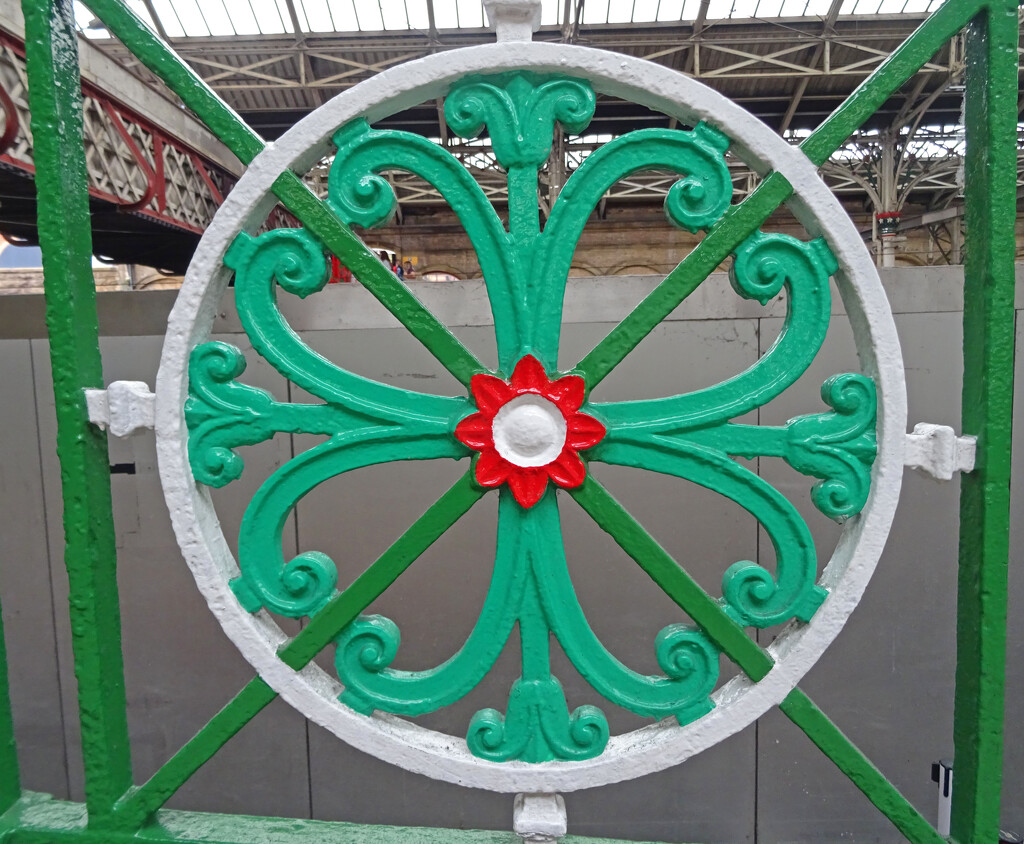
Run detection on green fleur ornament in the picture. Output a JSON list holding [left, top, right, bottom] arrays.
[[185, 73, 876, 762]]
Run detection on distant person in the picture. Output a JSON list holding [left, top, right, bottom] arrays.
[[379, 250, 402, 279], [403, 260, 416, 279]]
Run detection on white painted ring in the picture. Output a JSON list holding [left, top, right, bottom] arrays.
[[156, 41, 906, 792]]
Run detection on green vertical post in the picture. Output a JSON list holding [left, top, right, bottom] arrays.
[[0, 595, 21, 814], [951, 1, 1018, 842], [22, 0, 133, 829]]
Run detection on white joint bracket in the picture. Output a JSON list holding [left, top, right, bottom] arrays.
[[513, 793, 567, 843], [484, 0, 541, 41], [904, 423, 976, 480], [85, 381, 156, 438]]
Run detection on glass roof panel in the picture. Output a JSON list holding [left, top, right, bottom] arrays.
[[250, 0, 291, 33], [380, 0, 411, 28], [433, 0, 460, 28], [540, 0, 561, 26], [326, 0, 359, 29], [150, 0, 186, 36], [730, 0, 759, 18], [457, 0, 485, 27], [631, 0, 660, 23], [606, 0, 633, 23], [297, 0, 335, 31], [199, 1, 233, 35], [406, 0, 430, 28], [582, 0, 610, 23], [75, 0, 961, 41], [656, 0, 686, 21], [706, 0, 736, 18], [225, 0, 262, 35], [352, 0, 384, 30], [753, 0, 785, 17]]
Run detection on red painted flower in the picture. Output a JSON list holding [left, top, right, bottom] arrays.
[[455, 355, 606, 508]]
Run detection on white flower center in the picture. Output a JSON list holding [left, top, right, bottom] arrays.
[[491, 394, 567, 468]]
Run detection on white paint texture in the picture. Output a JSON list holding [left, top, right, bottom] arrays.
[[155, 35, 907, 792], [484, 0, 543, 41], [85, 381, 155, 437], [905, 423, 976, 480], [513, 793, 567, 842], [493, 396, 567, 467]]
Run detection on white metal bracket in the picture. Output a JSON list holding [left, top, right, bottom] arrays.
[[904, 423, 977, 480], [84, 381, 156, 438], [513, 793, 567, 843]]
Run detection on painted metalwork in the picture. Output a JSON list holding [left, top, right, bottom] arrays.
[[0, 27, 234, 236], [179, 69, 876, 762], [0, 0, 1014, 840]]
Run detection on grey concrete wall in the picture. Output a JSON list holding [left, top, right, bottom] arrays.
[[0, 265, 1020, 843]]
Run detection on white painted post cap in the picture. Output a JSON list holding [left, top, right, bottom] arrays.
[[513, 792, 567, 842], [484, 0, 542, 41]]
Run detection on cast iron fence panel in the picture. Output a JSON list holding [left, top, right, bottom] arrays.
[[0, 0, 1015, 841]]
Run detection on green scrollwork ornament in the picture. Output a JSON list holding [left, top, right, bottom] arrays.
[[184, 71, 878, 764]]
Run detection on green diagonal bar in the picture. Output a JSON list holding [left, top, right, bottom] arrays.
[[780, 690, 945, 844], [81, 0, 484, 387], [113, 473, 483, 826], [577, 0, 985, 389], [78, 0, 263, 164], [569, 477, 773, 681]]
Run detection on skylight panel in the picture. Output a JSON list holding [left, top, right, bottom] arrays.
[[900, 0, 931, 10], [752, 0, 784, 17], [631, 0, 660, 23], [679, 0, 703, 18], [582, 0, 610, 23], [151, 0, 187, 36], [298, 0, 335, 31], [351, 0, 384, 30], [199, 1, 233, 34], [456, 0, 485, 27], [541, 0, 560, 25], [225, 0, 262, 34], [839, 0, 858, 11], [729, 0, 759, 17], [433, 0, 460, 28], [852, 0, 884, 12], [379, 0, 411, 28], [605, 0, 634, 24], [877, 0, 908, 10], [406, 0, 429, 28], [781, 0, 809, 15], [802, 0, 834, 12], [706, 0, 735, 19], [249, 0, 291, 32], [655, 0, 686, 20]]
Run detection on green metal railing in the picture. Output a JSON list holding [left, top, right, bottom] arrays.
[[0, 0, 1015, 841]]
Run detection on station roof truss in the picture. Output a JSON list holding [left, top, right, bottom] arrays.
[[77, 0, 1024, 225]]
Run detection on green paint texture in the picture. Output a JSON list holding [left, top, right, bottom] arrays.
[[2, 793, 668, 844], [21, 0, 133, 827], [952, 2, 1017, 842]]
